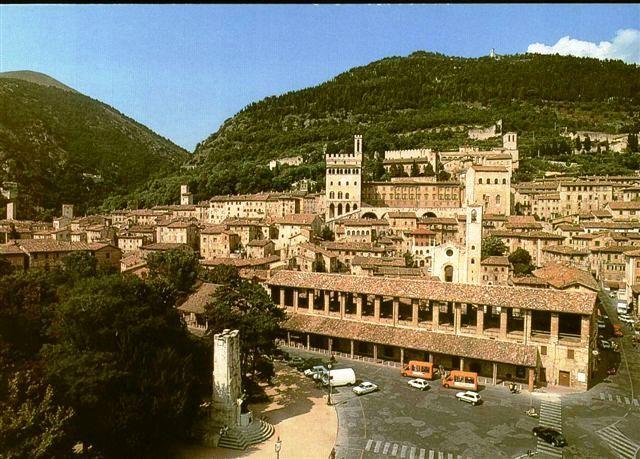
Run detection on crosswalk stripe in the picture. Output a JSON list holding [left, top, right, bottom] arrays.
[[401, 445, 407, 458], [375, 441, 382, 453], [608, 393, 613, 401], [616, 395, 622, 404], [383, 442, 390, 455], [427, 449, 433, 459], [391, 443, 398, 456], [600, 392, 606, 400], [633, 399, 639, 407], [366, 439, 373, 451], [447, 454, 453, 459], [597, 426, 640, 459], [624, 396, 630, 405], [410, 446, 416, 459], [419, 448, 425, 459], [438, 452, 443, 459]]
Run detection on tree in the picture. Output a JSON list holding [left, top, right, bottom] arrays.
[[0, 370, 75, 459], [423, 162, 435, 177], [320, 226, 335, 241], [146, 248, 200, 294], [0, 258, 14, 277], [574, 136, 581, 152], [61, 251, 97, 282], [312, 257, 326, 273], [628, 133, 639, 153], [42, 274, 204, 457], [508, 248, 534, 275], [583, 135, 591, 153], [437, 170, 451, 181], [404, 252, 415, 268], [410, 161, 420, 177], [204, 279, 285, 380], [481, 236, 507, 259], [202, 264, 241, 285]]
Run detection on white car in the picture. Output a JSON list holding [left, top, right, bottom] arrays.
[[304, 365, 327, 378], [408, 379, 431, 391], [353, 381, 379, 396], [456, 390, 482, 405], [599, 340, 612, 350]]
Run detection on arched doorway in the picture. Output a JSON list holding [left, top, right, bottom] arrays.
[[329, 204, 335, 218], [362, 212, 377, 219], [337, 203, 343, 216], [424, 211, 437, 218], [444, 265, 454, 282]]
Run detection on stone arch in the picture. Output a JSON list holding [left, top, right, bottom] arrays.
[[423, 211, 437, 218], [345, 192, 350, 199], [362, 212, 377, 219], [338, 191, 343, 199], [494, 178, 498, 184], [329, 204, 335, 218], [444, 265, 454, 282], [353, 204, 358, 211], [346, 203, 351, 213], [337, 203, 343, 216]]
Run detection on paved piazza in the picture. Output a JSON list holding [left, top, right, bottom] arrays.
[[286, 292, 640, 459]]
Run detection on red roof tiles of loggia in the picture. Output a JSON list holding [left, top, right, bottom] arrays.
[[267, 271, 595, 315], [283, 314, 538, 368]]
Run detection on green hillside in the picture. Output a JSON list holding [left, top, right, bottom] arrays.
[[0, 76, 188, 219], [112, 52, 640, 210]]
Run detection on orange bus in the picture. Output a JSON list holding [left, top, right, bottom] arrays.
[[441, 370, 478, 391], [401, 361, 433, 380]]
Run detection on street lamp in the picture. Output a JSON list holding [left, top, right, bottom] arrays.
[[275, 436, 282, 459], [327, 363, 333, 405]]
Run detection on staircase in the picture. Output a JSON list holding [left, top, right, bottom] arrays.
[[216, 418, 275, 450]]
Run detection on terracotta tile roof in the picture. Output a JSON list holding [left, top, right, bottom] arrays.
[[322, 242, 387, 253], [542, 245, 589, 256], [201, 225, 227, 235], [120, 251, 147, 270], [282, 314, 537, 367], [480, 256, 510, 266], [13, 240, 95, 253], [591, 245, 637, 254], [298, 243, 336, 258], [387, 212, 417, 219], [267, 271, 595, 315], [608, 201, 640, 210], [556, 224, 584, 231], [351, 256, 405, 268], [408, 228, 436, 236], [201, 255, 280, 268], [483, 214, 508, 221], [141, 242, 191, 251], [274, 214, 318, 226], [511, 276, 549, 287], [0, 243, 25, 255], [471, 165, 509, 172], [419, 217, 458, 225], [533, 263, 599, 292], [591, 210, 612, 217], [583, 221, 640, 229], [341, 218, 389, 227], [489, 230, 563, 240], [626, 249, 640, 257], [177, 283, 221, 314]]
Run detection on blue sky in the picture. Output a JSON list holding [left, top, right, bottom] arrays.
[[1, 4, 638, 151]]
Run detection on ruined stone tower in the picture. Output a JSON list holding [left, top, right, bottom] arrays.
[[212, 329, 242, 427]]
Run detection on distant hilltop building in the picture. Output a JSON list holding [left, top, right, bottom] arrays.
[[561, 130, 628, 153], [268, 156, 303, 170], [468, 120, 503, 140]]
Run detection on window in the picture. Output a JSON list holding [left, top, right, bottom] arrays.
[[494, 179, 498, 185], [540, 346, 547, 356], [478, 178, 483, 184], [567, 349, 574, 360]]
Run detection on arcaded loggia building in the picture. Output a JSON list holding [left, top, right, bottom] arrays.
[[267, 271, 598, 391]]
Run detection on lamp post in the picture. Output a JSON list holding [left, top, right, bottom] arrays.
[[327, 363, 333, 405], [275, 436, 282, 459]]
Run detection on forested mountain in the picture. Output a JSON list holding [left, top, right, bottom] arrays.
[[0, 75, 188, 219], [110, 51, 638, 210], [0, 70, 78, 93]]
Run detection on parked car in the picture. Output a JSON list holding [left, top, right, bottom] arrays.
[[408, 379, 431, 391], [298, 357, 327, 372], [353, 381, 379, 396], [599, 340, 612, 350], [304, 365, 328, 378], [619, 316, 635, 325], [455, 390, 482, 405], [532, 427, 567, 447]]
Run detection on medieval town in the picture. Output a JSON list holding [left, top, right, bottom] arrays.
[[1, 4, 640, 459]]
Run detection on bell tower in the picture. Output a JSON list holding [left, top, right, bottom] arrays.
[[465, 204, 483, 285]]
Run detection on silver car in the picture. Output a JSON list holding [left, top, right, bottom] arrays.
[[353, 381, 379, 396]]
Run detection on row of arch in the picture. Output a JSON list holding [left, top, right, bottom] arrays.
[[479, 178, 507, 185], [361, 211, 438, 219], [328, 168, 360, 175], [328, 202, 358, 218], [328, 191, 350, 199]]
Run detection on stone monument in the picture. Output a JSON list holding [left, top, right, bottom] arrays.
[[212, 329, 274, 450]]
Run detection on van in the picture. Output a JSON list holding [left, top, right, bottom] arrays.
[[617, 300, 629, 315], [321, 368, 356, 387], [401, 360, 433, 380], [441, 370, 478, 391]]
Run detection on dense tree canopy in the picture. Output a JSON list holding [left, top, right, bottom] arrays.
[[146, 248, 200, 294], [481, 236, 508, 259]]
